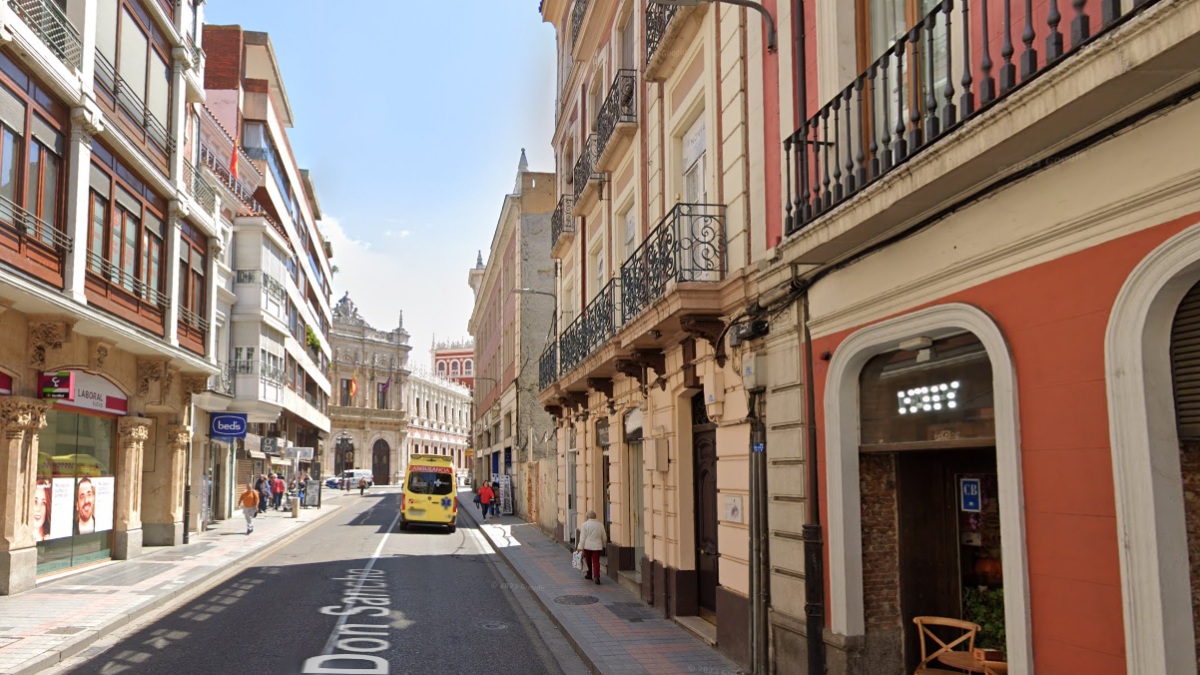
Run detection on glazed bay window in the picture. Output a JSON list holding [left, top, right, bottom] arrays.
[[85, 143, 168, 335], [177, 220, 208, 355], [0, 51, 69, 286], [94, 0, 173, 166], [242, 122, 297, 220]]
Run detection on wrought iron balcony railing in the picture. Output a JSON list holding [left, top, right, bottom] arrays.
[[559, 312, 588, 377], [86, 251, 168, 307], [185, 33, 204, 68], [622, 203, 726, 322], [211, 361, 235, 396], [94, 51, 174, 154], [539, 341, 558, 392], [572, 134, 599, 203], [553, 278, 621, 381], [184, 162, 216, 214], [234, 359, 255, 375], [571, 0, 589, 50], [594, 70, 637, 162], [645, 3, 678, 66], [9, 0, 81, 71], [784, 0, 1167, 236], [551, 196, 574, 251]]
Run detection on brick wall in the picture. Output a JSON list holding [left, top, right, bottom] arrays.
[[202, 26, 242, 90], [1182, 441, 1200, 661], [861, 453, 900, 629]]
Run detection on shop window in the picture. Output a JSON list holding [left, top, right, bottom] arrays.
[[35, 409, 116, 576]]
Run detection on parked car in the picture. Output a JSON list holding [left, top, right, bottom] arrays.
[[327, 470, 374, 490], [325, 477, 341, 489]]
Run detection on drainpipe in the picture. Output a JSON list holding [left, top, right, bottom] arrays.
[[802, 292, 826, 675], [748, 392, 769, 673]]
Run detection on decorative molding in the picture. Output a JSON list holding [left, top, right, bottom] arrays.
[[118, 416, 153, 442], [69, 104, 104, 140], [822, 302, 1032, 675], [680, 315, 727, 367], [615, 359, 646, 388], [137, 359, 167, 395], [586, 377, 614, 399], [0, 397, 52, 433], [89, 337, 116, 371], [28, 317, 72, 370], [169, 199, 190, 221], [630, 349, 667, 390], [166, 424, 191, 450], [181, 374, 208, 407], [1104, 223, 1200, 675], [544, 405, 563, 418]]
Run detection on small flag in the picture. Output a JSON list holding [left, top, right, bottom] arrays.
[[381, 374, 392, 393], [350, 368, 358, 400], [229, 135, 239, 182]]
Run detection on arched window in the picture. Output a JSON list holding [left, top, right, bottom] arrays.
[[451, 361, 460, 375], [465, 360, 473, 375], [437, 362, 446, 374]]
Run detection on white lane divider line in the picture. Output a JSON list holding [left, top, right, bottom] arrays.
[[319, 510, 401, 656]]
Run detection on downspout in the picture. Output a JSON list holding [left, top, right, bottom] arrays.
[[802, 291, 826, 675], [749, 391, 769, 673]]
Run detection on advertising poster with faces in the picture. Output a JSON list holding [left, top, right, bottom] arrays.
[[47, 478, 75, 540], [73, 476, 114, 535]]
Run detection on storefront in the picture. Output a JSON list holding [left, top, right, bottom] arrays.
[[33, 371, 128, 577]]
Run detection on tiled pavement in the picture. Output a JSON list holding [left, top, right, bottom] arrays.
[[0, 494, 348, 675], [459, 491, 743, 675]]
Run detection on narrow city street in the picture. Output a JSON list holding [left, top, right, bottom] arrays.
[[42, 489, 584, 675]]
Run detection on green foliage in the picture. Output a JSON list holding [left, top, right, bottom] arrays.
[[305, 325, 321, 352], [963, 587, 1006, 651]]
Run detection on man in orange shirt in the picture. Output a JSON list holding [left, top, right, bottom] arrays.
[[239, 483, 260, 534], [478, 481, 495, 521]]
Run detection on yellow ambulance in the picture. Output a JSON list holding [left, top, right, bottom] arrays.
[[400, 454, 458, 532]]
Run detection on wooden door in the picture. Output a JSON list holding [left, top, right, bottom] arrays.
[[694, 427, 719, 618], [371, 440, 390, 486]]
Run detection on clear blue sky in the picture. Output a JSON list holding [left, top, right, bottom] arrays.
[[204, 1, 557, 368]]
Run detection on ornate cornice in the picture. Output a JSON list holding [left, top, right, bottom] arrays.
[[166, 424, 192, 450], [0, 397, 52, 432], [118, 416, 153, 442]]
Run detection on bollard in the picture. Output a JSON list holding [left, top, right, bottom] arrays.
[[292, 495, 300, 518]]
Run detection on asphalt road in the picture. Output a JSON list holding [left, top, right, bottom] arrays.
[[50, 489, 585, 675]]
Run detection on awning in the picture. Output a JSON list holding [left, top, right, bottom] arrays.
[[249, 451, 267, 459], [271, 457, 289, 466]]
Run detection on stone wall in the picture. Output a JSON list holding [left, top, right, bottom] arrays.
[[1183, 441, 1200, 662]]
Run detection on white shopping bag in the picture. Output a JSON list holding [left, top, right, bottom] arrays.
[[571, 550, 583, 570]]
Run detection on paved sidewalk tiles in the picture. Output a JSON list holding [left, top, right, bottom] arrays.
[[459, 493, 742, 675], [0, 496, 347, 675]]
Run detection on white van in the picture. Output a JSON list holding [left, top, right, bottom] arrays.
[[339, 469, 373, 489]]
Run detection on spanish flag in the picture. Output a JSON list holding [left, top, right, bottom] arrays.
[[350, 368, 358, 400], [230, 134, 239, 182]]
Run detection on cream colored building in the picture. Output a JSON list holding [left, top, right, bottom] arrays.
[[325, 294, 409, 485], [402, 367, 471, 481]]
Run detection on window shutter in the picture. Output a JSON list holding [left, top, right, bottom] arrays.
[[0, 83, 25, 134], [114, 185, 141, 215], [31, 114, 62, 155], [1171, 282, 1200, 438]]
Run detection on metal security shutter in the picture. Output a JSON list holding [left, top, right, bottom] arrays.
[[1171, 282, 1200, 438]]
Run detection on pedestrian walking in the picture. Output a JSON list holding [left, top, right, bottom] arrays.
[[358, 476, 368, 496], [238, 483, 259, 534], [478, 481, 495, 521], [297, 475, 307, 508], [577, 510, 607, 584], [258, 475, 272, 514], [271, 474, 286, 510]]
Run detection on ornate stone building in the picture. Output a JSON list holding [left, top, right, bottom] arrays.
[[325, 294, 410, 485], [402, 367, 472, 484]]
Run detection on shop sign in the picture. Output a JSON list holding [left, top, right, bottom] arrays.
[[0, 372, 11, 395], [285, 447, 314, 461], [210, 413, 248, 439], [960, 477, 982, 512], [261, 437, 279, 455], [39, 372, 74, 400], [40, 371, 127, 415]]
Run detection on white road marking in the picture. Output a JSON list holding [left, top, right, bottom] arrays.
[[319, 510, 402, 656]]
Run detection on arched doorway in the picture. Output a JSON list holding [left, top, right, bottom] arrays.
[[334, 438, 354, 476], [1170, 281, 1200, 666], [372, 439, 391, 486]]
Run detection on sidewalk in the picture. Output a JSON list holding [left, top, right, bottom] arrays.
[[0, 494, 346, 675], [459, 491, 743, 675]]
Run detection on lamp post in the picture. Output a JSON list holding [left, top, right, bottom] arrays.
[[649, 0, 778, 52]]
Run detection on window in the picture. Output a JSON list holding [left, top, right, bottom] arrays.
[[438, 362, 446, 375], [86, 143, 167, 308], [621, 205, 637, 262], [376, 382, 387, 410], [620, 13, 636, 70], [451, 361, 460, 375], [465, 360, 473, 375], [95, 0, 172, 154], [176, 220, 207, 353], [340, 379, 352, 407], [243, 122, 296, 220]]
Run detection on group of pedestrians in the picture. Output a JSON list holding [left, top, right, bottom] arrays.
[[237, 472, 312, 535]]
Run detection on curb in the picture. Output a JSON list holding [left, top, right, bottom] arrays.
[[13, 502, 345, 675], [457, 495, 603, 675]]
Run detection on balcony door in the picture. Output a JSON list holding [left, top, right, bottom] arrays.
[[681, 115, 717, 282]]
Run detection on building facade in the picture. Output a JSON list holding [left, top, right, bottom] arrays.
[[0, 0, 245, 591], [432, 338, 473, 392], [468, 152, 558, 531], [402, 367, 471, 484], [202, 26, 333, 492], [325, 293, 409, 486], [541, 1, 1200, 674]]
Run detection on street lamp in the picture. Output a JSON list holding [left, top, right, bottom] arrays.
[[512, 287, 556, 300], [649, 0, 777, 52]]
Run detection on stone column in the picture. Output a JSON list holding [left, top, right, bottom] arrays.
[[113, 416, 152, 560], [142, 424, 189, 546], [0, 397, 52, 595]]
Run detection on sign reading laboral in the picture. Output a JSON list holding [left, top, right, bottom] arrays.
[[40, 371, 127, 414]]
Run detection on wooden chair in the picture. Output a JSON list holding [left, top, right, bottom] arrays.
[[912, 616, 981, 674]]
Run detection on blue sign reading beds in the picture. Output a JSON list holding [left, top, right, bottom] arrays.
[[210, 413, 248, 439]]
